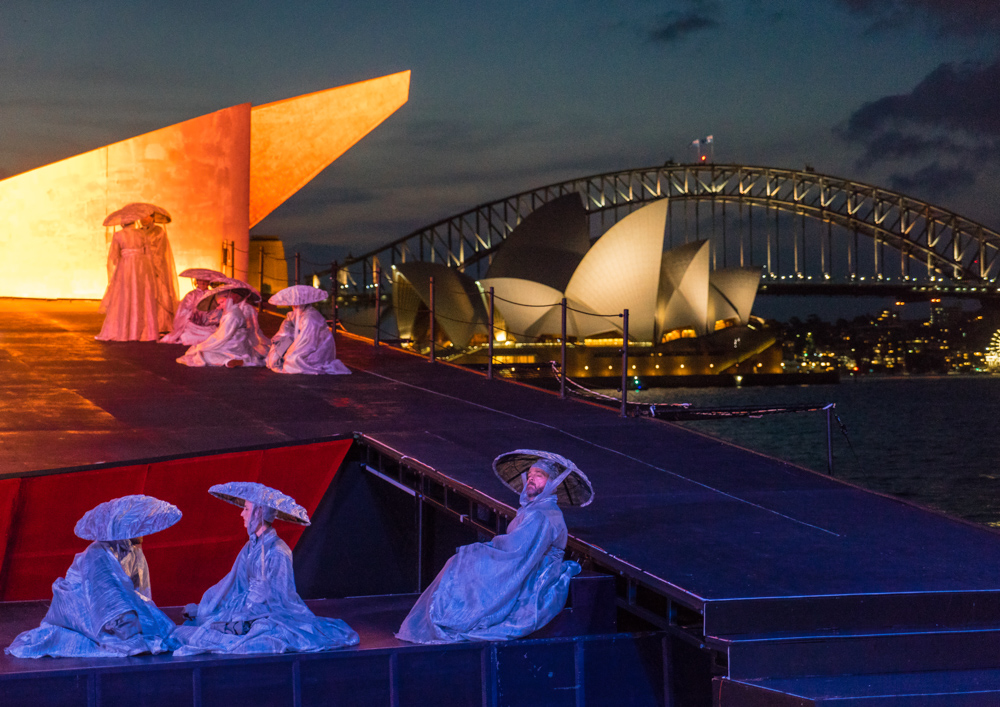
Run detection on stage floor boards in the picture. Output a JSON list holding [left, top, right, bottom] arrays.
[[4, 299, 1000, 606]]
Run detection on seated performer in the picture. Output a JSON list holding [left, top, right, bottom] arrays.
[[266, 285, 350, 375], [160, 269, 227, 345], [176, 284, 267, 368], [5, 495, 182, 658], [397, 450, 592, 644], [173, 482, 360, 655]]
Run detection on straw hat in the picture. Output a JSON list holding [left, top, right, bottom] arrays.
[[492, 449, 594, 507]]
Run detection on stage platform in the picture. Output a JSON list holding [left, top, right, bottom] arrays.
[[4, 299, 1000, 705]]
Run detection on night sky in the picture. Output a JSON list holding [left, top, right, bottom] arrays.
[[3, 0, 999, 308]]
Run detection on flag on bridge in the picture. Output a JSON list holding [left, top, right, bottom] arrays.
[[691, 135, 714, 146]]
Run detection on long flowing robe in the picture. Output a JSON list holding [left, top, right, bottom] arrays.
[[160, 288, 221, 345], [5, 541, 178, 658], [96, 227, 159, 342], [266, 305, 350, 375], [396, 489, 580, 644], [172, 527, 359, 655], [145, 224, 178, 333], [176, 299, 266, 367]]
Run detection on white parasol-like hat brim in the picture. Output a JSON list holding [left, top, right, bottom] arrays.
[[209, 481, 310, 525], [492, 449, 593, 507], [74, 495, 182, 541], [269, 285, 328, 306]]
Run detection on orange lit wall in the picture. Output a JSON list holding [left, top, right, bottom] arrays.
[[249, 70, 411, 227], [0, 105, 251, 299], [0, 71, 410, 301]]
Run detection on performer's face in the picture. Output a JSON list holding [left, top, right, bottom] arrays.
[[525, 467, 549, 499], [241, 501, 254, 529], [195, 279, 210, 290]]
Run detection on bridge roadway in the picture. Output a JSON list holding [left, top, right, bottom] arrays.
[[5, 299, 1000, 703]]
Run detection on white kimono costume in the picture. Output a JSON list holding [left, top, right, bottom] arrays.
[[172, 527, 359, 655], [266, 305, 350, 375], [96, 226, 159, 342], [176, 300, 267, 367], [160, 288, 221, 345], [5, 540, 178, 658], [145, 224, 178, 333], [397, 479, 580, 644]]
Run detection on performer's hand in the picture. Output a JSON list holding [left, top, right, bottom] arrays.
[[104, 611, 140, 639]]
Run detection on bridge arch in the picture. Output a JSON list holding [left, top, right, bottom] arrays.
[[337, 164, 1000, 298]]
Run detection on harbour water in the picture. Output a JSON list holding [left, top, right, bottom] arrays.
[[618, 376, 1000, 528]]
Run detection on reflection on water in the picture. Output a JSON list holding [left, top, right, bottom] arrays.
[[607, 377, 1000, 527]]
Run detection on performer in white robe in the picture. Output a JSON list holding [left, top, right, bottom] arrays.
[[173, 482, 359, 656], [176, 287, 266, 367], [397, 451, 592, 644], [96, 224, 160, 342], [266, 305, 350, 375], [5, 495, 182, 658], [160, 279, 222, 345], [142, 217, 178, 333]]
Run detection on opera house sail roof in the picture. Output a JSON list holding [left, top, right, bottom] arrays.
[[385, 196, 761, 349]]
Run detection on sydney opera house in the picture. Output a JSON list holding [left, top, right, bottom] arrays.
[[388, 194, 781, 380]]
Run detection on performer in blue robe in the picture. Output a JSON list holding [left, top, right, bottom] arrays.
[[173, 482, 359, 655], [396, 451, 593, 644], [5, 495, 182, 658]]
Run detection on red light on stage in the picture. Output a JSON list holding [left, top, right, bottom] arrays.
[[700, 155, 707, 162]]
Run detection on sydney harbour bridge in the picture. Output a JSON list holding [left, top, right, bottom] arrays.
[[333, 163, 1000, 303]]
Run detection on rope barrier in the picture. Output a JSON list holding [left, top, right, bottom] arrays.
[[491, 293, 562, 308]]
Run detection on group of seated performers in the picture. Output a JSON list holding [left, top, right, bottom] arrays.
[[5, 451, 592, 659], [171, 282, 349, 375]]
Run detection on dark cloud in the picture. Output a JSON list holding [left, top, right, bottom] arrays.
[[838, 59, 1000, 189], [645, 1, 721, 44], [888, 162, 977, 198], [836, 0, 1000, 36]]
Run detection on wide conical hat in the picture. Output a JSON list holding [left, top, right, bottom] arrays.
[[208, 481, 310, 525], [492, 449, 594, 507], [179, 268, 228, 282], [269, 285, 328, 306], [74, 495, 182, 541]]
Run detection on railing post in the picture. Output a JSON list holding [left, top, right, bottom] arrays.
[[221, 240, 228, 273], [826, 404, 834, 476], [429, 276, 436, 363], [295, 252, 301, 286], [488, 287, 495, 380], [560, 297, 567, 399], [257, 245, 264, 313], [373, 266, 381, 348], [621, 309, 629, 418], [229, 241, 236, 278], [330, 261, 338, 330]]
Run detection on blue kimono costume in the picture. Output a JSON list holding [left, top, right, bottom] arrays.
[[172, 526, 359, 655], [397, 477, 581, 644], [5, 540, 178, 658]]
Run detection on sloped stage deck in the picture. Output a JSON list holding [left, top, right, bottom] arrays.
[[5, 300, 1000, 704]]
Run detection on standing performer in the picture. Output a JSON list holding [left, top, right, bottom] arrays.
[[397, 450, 591, 644], [142, 214, 178, 333], [173, 482, 360, 655], [176, 284, 267, 367], [5, 495, 182, 658], [266, 285, 350, 375], [96, 220, 159, 341]]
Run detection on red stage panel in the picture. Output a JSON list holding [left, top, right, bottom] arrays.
[[0, 441, 352, 604], [258, 439, 352, 549], [1, 466, 147, 600]]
